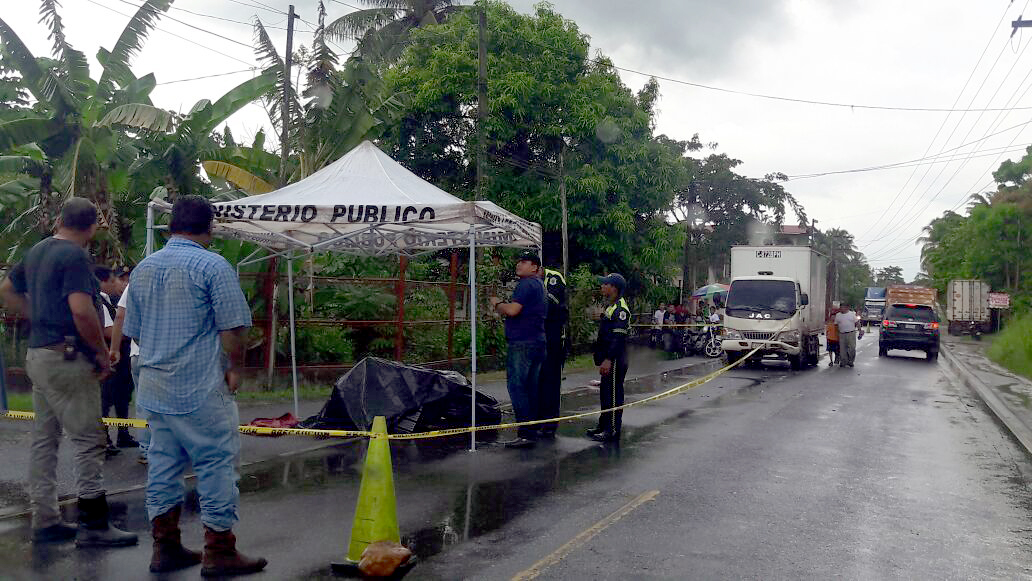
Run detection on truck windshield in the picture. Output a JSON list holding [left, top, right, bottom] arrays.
[[726, 280, 797, 320]]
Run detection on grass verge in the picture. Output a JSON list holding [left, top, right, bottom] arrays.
[[4, 392, 33, 412], [987, 312, 1032, 380]]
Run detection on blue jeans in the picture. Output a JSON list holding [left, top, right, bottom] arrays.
[[130, 356, 150, 457], [144, 387, 240, 531], [506, 341, 546, 439]]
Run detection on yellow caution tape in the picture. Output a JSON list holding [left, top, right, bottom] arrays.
[[2, 321, 787, 441]]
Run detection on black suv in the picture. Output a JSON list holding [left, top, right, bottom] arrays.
[[879, 304, 940, 361]]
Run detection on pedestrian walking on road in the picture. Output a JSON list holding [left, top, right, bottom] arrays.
[[124, 195, 266, 576], [0, 198, 138, 548], [834, 304, 860, 367], [537, 266, 568, 439], [489, 252, 547, 449], [825, 314, 839, 366], [587, 273, 630, 443]]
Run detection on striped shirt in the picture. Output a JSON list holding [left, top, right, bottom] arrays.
[[123, 237, 251, 414]]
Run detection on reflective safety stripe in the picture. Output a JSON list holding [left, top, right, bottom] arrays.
[[604, 297, 629, 319], [544, 268, 566, 285], [612, 328, 628, 334]]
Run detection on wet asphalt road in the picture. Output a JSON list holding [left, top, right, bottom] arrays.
[[3, 333, 1032, 579]]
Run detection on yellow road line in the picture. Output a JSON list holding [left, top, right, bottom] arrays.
[[511, 489, 660, 581]]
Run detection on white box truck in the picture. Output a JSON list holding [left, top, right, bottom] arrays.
[[946, 279, 991, 335], [721, 246, 829, 370]]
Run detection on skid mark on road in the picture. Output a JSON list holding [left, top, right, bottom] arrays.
[[511, 489, 659, 581]]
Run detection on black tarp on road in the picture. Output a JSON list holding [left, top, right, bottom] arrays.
[[299, 357, 501, 433]]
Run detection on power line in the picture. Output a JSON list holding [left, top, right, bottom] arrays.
[[852, 3, 1014, 245], [83, 0, 255, 66], [155, 68, 258, 85], [222, 0, 283, 16], [865, 33, 1032, 249], [111, 0, 255, 48], [786, 119, 1032, 180]]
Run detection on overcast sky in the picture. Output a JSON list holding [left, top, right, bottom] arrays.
[[5, 0, 1028, 279]]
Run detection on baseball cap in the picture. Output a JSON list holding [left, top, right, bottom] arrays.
[[516, 251, 541, 266], [598, 273, 626, 292]]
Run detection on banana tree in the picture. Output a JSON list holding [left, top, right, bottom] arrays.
[[0, 0, 174, 262]]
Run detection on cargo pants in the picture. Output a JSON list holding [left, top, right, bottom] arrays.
[[25, 348, 107, 529]]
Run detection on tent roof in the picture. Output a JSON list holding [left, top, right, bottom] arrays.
[[154, 141, 541, 256]]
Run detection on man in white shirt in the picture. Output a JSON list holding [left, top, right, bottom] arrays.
[[111, 287, 148, 464], [834, 304, 860, 367], [653, 303, 666, 328]]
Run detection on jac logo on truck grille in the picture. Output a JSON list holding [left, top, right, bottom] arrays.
[[755, 250, 782, 259]]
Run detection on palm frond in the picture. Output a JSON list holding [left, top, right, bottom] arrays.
[[0, 155, 44, 176], [325, 7, 399, 42], [37, 0, 89, 87], [96, 0, 173, 102], [0, 16, 76, 112], [201, 161, 275, 195], [187, 69, 278, 135], [97, 103, 176, 132], [0, 117, 62, 151]]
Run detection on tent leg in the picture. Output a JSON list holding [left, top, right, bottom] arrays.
[[145, 203, 155, 256], [468, 228, 477, 453], [287, 251, 300, 419]]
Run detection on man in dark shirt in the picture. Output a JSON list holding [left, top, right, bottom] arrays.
[[536, 267, 568, 439], [490, 252, 547, 448], [588, 273, 631, 443], [0, 198, 137, 548]]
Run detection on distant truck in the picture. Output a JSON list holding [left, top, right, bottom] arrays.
[[880, 285, 940, 361], [885, 285, 937, 308], [721, 246, 829, 370], [946, 279, 991, 336], [862, 286, 887, 325]]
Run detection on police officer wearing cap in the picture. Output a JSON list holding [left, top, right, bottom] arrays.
[[536, 266, 568, 438], [588, 273, 630, 442]]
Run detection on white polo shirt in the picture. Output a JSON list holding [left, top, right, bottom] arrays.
[[834, 310, 859, 333]]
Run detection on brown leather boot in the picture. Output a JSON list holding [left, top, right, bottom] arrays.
[[150, 505, 201, 573], [201, 527, 267, 577]]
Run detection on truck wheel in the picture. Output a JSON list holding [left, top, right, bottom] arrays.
[[789, 353, 802, 370], [927, 350, 938, 361], [878, 344, 888, 357]]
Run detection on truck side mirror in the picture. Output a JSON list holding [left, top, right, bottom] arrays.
[[800, 293, 809, 306]]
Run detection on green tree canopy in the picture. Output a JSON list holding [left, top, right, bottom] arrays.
[[381, 1, 689, 290]]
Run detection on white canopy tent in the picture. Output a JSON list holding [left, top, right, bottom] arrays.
[[146, 141, 542, 450]]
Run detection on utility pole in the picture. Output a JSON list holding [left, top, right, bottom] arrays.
[[559, 140, 568, 278], [830, 236, 837, 304], [477, 7, 488, 198], [1012, 16, 1032, 37], [279, 4, 297, 185]]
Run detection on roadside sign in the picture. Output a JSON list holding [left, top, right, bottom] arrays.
[[988, 292, 1010, 309]]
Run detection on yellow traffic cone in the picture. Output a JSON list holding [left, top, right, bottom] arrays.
[[332, 415, 404, 575]]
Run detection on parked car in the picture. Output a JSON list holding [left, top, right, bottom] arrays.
[[879, 304, 940, 361]]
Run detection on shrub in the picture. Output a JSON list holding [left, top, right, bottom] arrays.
[[987, 311, 1032, 380]]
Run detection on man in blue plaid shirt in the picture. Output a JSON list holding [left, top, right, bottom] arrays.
[[124, 195, 266, 576]]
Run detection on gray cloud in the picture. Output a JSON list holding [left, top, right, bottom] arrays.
[[505, 0, 797, 78]]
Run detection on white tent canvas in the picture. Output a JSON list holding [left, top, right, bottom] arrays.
[[201, 140, 540, 254]]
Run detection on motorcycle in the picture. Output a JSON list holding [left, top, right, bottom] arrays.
[[968, 320, 983, 341], [684, 322, 723, 358]]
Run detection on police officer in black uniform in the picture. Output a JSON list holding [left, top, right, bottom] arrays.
[[587, 273, 630, 443], [536, 267, 568, 439]]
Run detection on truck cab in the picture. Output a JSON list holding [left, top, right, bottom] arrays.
[[722, 278, 816, 369], [720, 246, 828, 370]]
